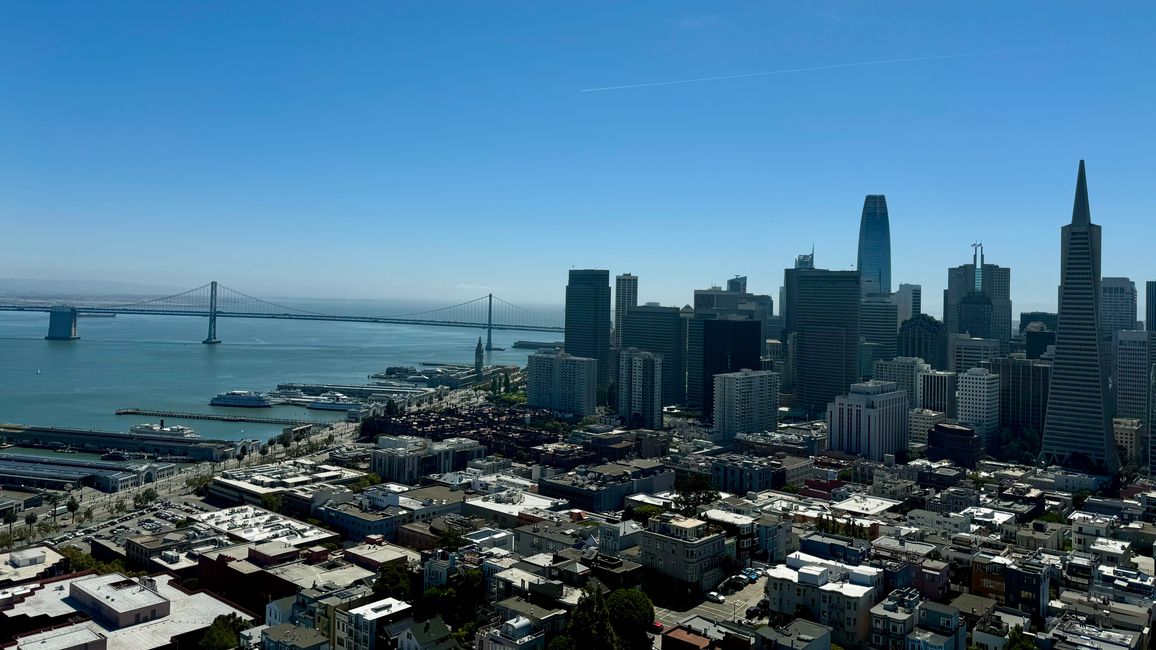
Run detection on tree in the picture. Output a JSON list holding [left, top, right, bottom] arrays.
[[186, 474, 213, 496], [1008, 626, 1036, 650], [374, 562, 415, 601], [547, 636, 573, 650], [67, 497, 80, 522], [631, 505, 664, 525], [113, 498, 128, 514], [82, 507, 95, 525], [567, 586, 621, 650], [606, 589, 654, 650], [672, 473, 719, 517], [260, 493, 283, 513], [356, 473, 382, 491], [48, 493, 62, 524], [4, 511, 16, 539], [0, 533, 11, 552], [24, 511, 38, 539], [200, 613, 251, 650]]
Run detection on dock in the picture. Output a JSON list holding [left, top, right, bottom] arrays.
[[115, 409, 324, 426]]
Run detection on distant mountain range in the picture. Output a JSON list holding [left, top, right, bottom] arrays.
[[0, 278, 182, 300]]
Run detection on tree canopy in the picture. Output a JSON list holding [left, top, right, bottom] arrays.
[[200, 613, 251, 650], [567, 586, 622, 650], [606, 589, 654, 650], [672, 473, 719, 517]]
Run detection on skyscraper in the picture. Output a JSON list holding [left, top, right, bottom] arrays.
[[860, 296, 898, 377], [700, 319, 762, 420], [782, 251, 815, 337], [1146, 281, 1156, 331], [565, 270, 612, 388], [713, 369, 779, 440], [794, 270, 860, 414], [944, 245, 1012, 340], [857, 195, 892, 295], [949, 335, 1000, 373], [621, 304, 687, 405], [526, 348, 598, 416], [897, 314, 947, 370], [1100, 277, 1137, 336], [983, 355, 1051, 438], [894, 284, 922, 330], [874, 356, 931, 409], [726, 276, 748, 293], [614, 273, 639, 349], [1040, 161, 1120, 474], [618, 348, 662, 429], [827, 380, 908, 461], [1114, 331, 1151, 421], [918, 370, 958, 419], [956, 367, 1001, 447]]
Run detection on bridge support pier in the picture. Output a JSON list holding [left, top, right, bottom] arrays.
[[45, 306, 80, 340], [203, 281, 221, 344], [485, 293, 494, 351]]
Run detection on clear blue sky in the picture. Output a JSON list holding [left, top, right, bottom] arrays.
[[3, 2, 1155, 316]]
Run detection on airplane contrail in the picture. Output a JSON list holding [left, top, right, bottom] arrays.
[[579, 46, 1062, 93]]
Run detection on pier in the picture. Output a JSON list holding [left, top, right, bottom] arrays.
[[115, 409, 324, 426]]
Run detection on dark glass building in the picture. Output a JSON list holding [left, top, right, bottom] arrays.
[[927, 422, 984, 469], [1146, 281, 1156, 331], [1040, 161, 1120, 474], [944, 245, 1012, 340], [897, 314, 947, 370], [564, 269, 612, 388], [700, 318, 762, 421], [983, 355, 1051, 438], [621, 305, 688, 405], [794, 270, 860, 414], [860, 296, 898, 377], [857, 195, 891, 295], [957, 292, 994, 339]]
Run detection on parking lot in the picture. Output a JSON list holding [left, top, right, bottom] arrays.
[[653, 570, 769, 631], [49, 495, 216, 552]]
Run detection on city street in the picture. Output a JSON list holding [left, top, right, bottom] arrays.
[[653, 574, 768, 629]]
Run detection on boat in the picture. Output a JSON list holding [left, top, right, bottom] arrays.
[[210, 390, 273, 408], [130, 420, 201, 438], [267, 388, 306, 399], [101, 450, 148, 461], [306, 391, 361, 411]]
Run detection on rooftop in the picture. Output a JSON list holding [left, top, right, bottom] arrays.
[[831, 495, 901, 516], [191, 505, 335, 546], [73, 574, 167, 613], [347, 597, 412, 621]]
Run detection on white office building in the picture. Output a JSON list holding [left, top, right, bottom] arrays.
[[873, 356, 930, 408], [917, 369, 958, 419], [949, 335, 1001, 373], [827, 381, 908, 461], [1115, 331, 1151, 421], [909, 409, 946, 446], [525, 348, 597, 416], [713, 369, 779, 439], [956, 367, 1000, 446]]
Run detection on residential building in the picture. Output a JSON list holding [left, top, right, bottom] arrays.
[[917, 370, 957, 419], [525, 348, 597, 417], [906, 602, 966, 650], [909, 410, 945, 447], [927, 423, 984, 469], [895, 285, 922, 331], [858, 195, 892, 295], [537, 459, 675, 512], [956, 368, 1000, 446], [396, 617, 454, 650], [948, 335, 1000, 373], [614, 273, 638, 349], [564, 269, 612, 388], [264, 624, 331, 650], [827, 381, 909, 461], [476, 616, 546, 650], [1101, 277, 1137, 335], [982, 355, 1050, 438], [1113, 418, 1144, 467], [763, 553, 880, 646], [639, 513, 726, 594], [794, 270, 861, 415], [1041, 161, 1121, 474], [944, 244, 1012, 341], [898, 315, 947, 371], [371, 436, 486, 485], [713, 369, 779, 439], [618, 348, 662, 429], [757, 620, 832, 650], [621, 304, 688, 404], [334, 598, 412, 650], [870, 587, 922, 650], [874, 357, 930, 409]]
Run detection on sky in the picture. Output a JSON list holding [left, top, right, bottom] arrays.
[[3, 2, 1156, 317]]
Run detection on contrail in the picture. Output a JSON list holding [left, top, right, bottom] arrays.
[[579, 46, 1061, 93]]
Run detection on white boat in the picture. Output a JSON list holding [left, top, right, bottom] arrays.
[[210, 390, 273, 408], [131, 420, 200, 438], [306, 391, 361, 411]]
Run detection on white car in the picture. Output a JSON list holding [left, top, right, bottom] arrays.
[[706, 591, 725, 604]]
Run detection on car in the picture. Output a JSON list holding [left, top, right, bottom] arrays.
[[706, 592, 725, 604], [649, 622, 664, 634], [746, 606, 764, 619], [743, 569, 761, 583]]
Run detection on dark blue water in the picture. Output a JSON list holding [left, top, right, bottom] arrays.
[[0, 300, 561, 441]]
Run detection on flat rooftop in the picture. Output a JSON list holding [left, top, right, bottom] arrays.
[[0, 547, 64, 586], [73, 574, 168, 613], [347, 597, 412, 621], [191, 505, 335, 546]]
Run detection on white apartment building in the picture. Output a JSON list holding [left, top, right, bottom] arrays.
[[827, 381, 909, 461], [956, 367, 1000, 446], [618, 348, 662, 429], [764, 552, 881, 647], [525, 348, 597, 416], [713, 369, 779, 439]]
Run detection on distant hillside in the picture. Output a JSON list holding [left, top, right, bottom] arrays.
[[0, 278, 183, 300]]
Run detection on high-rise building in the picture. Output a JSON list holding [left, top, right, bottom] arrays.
[[895, 284, 922, 330], [693, 284, 774, 339], [621, 304, 687, 405], [918, 370, 958, 419], [618, 348, 662, 429], [526, 348, 597, 416], [957, 291, 995, 339], [713, 369, 779, 440], [1101, 277, 1137, 335], [1040, 161, 1120, 474], [983, 355, 1051, 438], [956, 367, 1001, 446], [1146, 281, 1156, 331], [857, 195, 892, 295], [1113, 418, 1145, 467], [827, 380, 908, 461], [927, 423, 984, 469], [782, 251, 816, 337], [565, 270, 612, 388], [1020, 311, 1059, 334], [1114, 331, 1152, 421], [860, 296, 898, 376], [949, 335, 1001, 373], [898, 314, 947, 370], [700, 319, 762, 420], [874, 357, 931, 409], [944, 245, 1012, 340], [727, 276, 748, 293], [794, 270, 861, 414], [910, 409, 946, 446], [613, 273, 639, 349]]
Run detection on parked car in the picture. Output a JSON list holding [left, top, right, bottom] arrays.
[[706, 592, 725, 604], [649, 621, 664, 634], [746, 606, 764, 618]]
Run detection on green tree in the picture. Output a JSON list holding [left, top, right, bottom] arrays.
[[374, 562, 415, 601], [631, 505, 664, 525], [4, 511, 16, 539], [260, 493, 283, 513], [606, 589, 654, 650], [200, 612, 251, 650], [672, 473, 719, 517], [66, 497, 80, 523], [547, 636, 573, 650], [1008, 626, 1036, 650], [113, 498, 128, 514], [186, 474, 214, 496], [567, 586, 621, 650], [24, 511, 38, 539], [82, 507, 94, 525], [0, 532, 11, 552], [48, 493, 62, 524]]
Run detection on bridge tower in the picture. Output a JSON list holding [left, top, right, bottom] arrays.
[[45, 306, 80, 340], [203, 281, 221, 344], [485, 293, 494, 351]]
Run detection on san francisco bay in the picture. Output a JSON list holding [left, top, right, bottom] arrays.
[[0, 299, 562, 442]]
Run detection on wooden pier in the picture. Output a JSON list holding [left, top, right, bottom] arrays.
[[115, 408, 324, 426]]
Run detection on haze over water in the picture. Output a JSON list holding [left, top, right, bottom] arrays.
[[0, 299, 560, 442]]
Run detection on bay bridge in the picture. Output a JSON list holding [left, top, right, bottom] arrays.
[[0, 281, 563, 349]]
